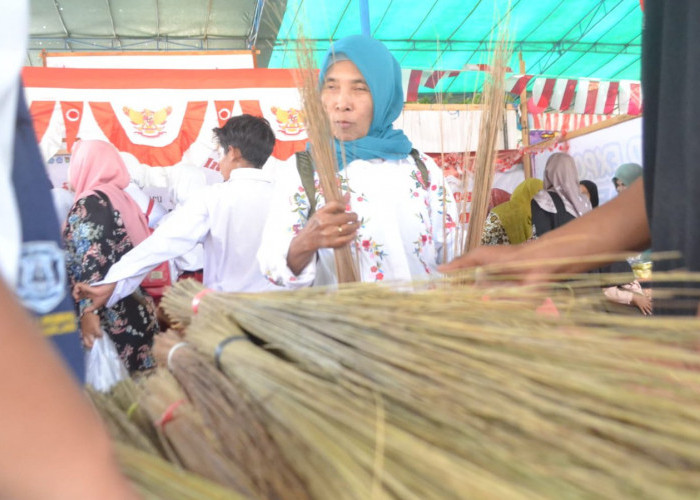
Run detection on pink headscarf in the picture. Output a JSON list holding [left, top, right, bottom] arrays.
[[69, 140, 150, 246], [488, 188, 512, 211]]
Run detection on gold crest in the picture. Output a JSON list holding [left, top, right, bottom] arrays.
[[122, 106, 173, 137], [271, 106, 306, 136]]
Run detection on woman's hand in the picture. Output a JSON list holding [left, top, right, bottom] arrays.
[[79, 310, 103, 349], [287, 198, 359, 275], [631, 293, 653, 316]]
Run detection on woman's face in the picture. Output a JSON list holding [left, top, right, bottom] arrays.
[[615, 178, 627, 194], [321, 60, 374, 142], [579, 183, 590, 200]]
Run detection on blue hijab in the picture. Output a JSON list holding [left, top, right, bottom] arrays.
[[318, 35, 412, 167]]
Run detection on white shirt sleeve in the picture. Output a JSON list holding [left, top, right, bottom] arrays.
[[100, 194, 210, 306], [257, 164, 319, 289]]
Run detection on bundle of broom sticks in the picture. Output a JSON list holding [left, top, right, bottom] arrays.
[[87, 274, 700, 499]]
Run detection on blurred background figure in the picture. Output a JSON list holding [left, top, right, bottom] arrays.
[[612, 163, 643, 194], [531, 152, 592, 237], [481, 178, 543, 246], [601, 164, 651, 315], [579, 180, 599, 208]]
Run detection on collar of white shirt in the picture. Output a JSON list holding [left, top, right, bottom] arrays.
[[226, 167, 272, 183]]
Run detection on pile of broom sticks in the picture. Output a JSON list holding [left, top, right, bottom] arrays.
[[92, 275, 700, 499]]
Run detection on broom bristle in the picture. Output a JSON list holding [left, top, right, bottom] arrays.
[[139, 272, 700, 499], [295, 30, 359, 283], [464, 16, 512, 253]]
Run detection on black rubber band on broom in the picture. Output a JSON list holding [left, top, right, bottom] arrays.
[[214, 335, 246, 370]]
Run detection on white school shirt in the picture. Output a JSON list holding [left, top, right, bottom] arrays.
[[102, 167, 277, 306], [0, 0, 27, 287], [258, 152, 458, 288]]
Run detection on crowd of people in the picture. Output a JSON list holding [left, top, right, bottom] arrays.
[[3, 0, 700, 496], [65, 28, 688, 369]]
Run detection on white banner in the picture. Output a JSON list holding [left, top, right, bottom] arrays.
[[532, 117, 642, 205]]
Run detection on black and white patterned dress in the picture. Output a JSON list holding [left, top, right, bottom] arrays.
[[63, 193, 158, 373]]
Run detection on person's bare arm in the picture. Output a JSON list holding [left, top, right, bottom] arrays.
[[287, 199, 359, 275], [73, 282, 117, 312], [440, 179, 650, 276], [0, 280, 139, 500]]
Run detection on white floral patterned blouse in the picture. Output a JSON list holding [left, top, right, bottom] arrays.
[[258, 152, 458, 288]]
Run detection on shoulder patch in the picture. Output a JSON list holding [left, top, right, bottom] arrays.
[[16, 241, 67, 314]]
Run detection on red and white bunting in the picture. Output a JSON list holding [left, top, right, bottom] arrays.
[[530, 112, 614, 132], [402, 64, 514, 102], [509, 75, 642, 116]]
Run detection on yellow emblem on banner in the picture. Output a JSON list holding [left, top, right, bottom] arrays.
[[271, 106, 306, 136], [123, 106, 173, 137], [40, 311, 77, 337]]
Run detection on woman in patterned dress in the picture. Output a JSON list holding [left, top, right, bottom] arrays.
[[63, 140, 158, 373]]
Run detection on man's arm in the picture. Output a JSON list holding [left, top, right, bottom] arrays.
[[75, 197, 210, 309], [440, 179, 650, 276]]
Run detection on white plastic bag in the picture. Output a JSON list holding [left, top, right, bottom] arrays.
[[85, 332, 129, 392]]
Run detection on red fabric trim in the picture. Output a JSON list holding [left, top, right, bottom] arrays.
[[90, 101, 208, 166], [28, 101, 55, 142], [559, 79, 578, 111], [191, 288, 213, 314], [532, 113, 542, 129], [424, 71, 446, 89], [240, 100, 264, 117], [509, 75, 533, 95], [584, 81, 599, 114], [537, 78, 556, 109], [272, 139, 308, 161], [23, 67, 301, 90], [214, 101, 236, 128], [629, 83, 642, 115], [59, 101, 84, 151], [604, 81, 620, 115], [406, 70, 422, 102]]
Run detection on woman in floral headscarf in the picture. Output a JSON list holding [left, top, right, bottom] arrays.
[[259, 35, 458, 287], [63, 140, 158, 373], [530, 152, 592, 237]]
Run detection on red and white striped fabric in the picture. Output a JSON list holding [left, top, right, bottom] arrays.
[[507, 75, 642, 115], [402, 64, 513, 102], [530, 112, 614, 132]]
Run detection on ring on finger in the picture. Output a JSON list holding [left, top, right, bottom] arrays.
[[337, 225, 343, 234]]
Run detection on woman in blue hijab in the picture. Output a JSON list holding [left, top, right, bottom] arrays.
[[259, 35, 458, 288]]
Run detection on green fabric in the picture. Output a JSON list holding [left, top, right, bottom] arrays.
[[269, 1, 643, 91], [614, 163, 643, 187], [491, 178, 543, 244]]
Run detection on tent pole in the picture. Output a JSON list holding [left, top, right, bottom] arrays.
[[359, 0, 370, 36], [518, 52, 532, 179]]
